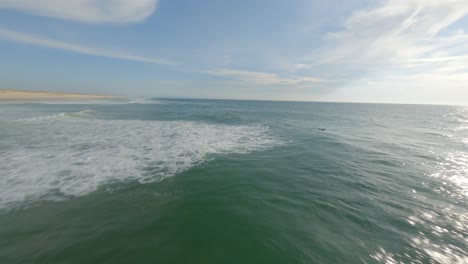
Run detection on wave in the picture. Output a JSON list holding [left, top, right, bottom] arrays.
[[0, 118, 282, 210], [16, 109, 96, 122], [66, 109, 96, 118], [17, 113, 67, 122]]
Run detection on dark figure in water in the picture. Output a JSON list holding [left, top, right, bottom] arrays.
[[318, 128, 325, 131]]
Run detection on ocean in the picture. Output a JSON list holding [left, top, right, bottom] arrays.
[[0, 99, 467, 263]]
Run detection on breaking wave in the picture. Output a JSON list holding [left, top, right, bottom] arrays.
[[0, 116, 282, 210]]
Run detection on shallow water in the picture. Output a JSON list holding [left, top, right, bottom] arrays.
[[0, 99, 467, 263]]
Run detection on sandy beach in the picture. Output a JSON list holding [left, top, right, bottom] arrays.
[[0, 89, 116, 101]]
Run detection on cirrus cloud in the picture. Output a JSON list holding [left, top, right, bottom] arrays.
[[0, 0, 159, 23], [205, 69, 332, 86], [300, 0, 468, 100], [0, 27, 174, 65]]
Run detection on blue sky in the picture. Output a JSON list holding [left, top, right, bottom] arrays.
[[0, 0, 467, 104]]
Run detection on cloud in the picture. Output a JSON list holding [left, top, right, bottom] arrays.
[[296, 0, 468, 99], [205, 69, 331, 86], [0, 0, 158, 23], [319, 0, 468, 63], [314, 0, 468, 68], [0, 27, 174, 65]]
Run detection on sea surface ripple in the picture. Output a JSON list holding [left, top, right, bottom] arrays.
[[0, 99, 467, 263]]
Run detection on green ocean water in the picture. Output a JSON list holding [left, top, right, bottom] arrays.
[[0, 99, 467, 263]]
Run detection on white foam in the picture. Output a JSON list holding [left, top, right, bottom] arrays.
[[0, 117, 281, 210], [15, 109, 96, 122], [17, 113, 67, 121]]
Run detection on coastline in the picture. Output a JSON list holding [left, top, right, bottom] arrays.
[[0, 89, 118, 101]]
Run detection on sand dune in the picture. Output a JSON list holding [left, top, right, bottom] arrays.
[[0, 89, 116, 100]]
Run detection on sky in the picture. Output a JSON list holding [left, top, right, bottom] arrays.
[[0, 0, 467, 104]]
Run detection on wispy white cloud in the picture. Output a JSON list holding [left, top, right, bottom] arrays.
[[0, 0, 158, 23], [205, 69, 331, 86], [0, 27, 174, 65], [295, 0, 468, 103], [313, 0, 468, 70]]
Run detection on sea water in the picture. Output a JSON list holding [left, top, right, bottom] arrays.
[[0, 99, 467, 263]]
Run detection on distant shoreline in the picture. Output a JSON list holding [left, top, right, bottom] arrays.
[[0, 89, 118, 101]]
